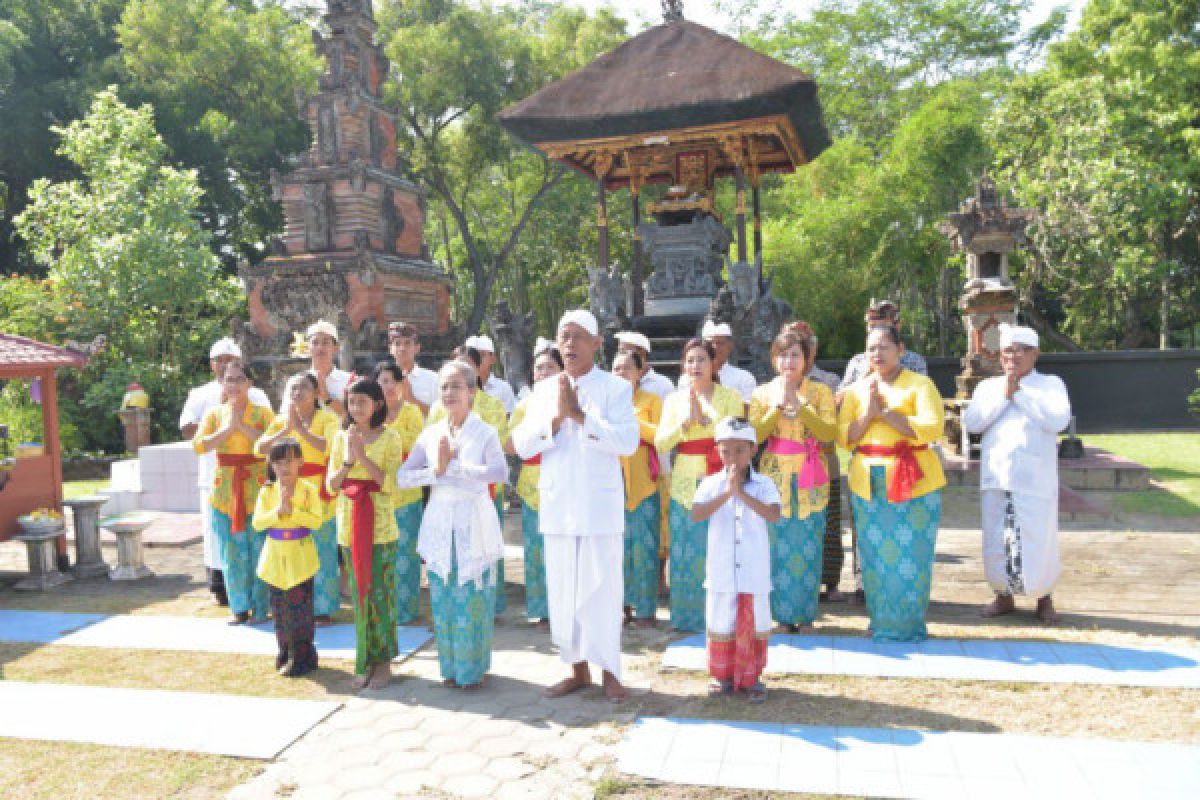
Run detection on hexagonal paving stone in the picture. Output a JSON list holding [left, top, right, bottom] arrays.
[[486, 755, 535, 781], [331, 765, 389, 793], [442, 773, 500, 798], [383, 769, 442, 795], [475, 735, 524, 758], [429, 751, 487, 778], [378, 748, 436, 773], [375, 728, 427, 751]]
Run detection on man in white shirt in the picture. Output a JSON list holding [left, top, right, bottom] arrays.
[[964, 325, 1071, 624], [682, 320, 756, 403], [178, 337, 272, 605], [466, 334, 516, 413], [387, 321, 437, 415], [614, 330, 674, 400], [306, 320, 352, 417], [512, 310, 639, 701]]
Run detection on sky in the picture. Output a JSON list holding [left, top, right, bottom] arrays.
[[535, 0, 1083, 37]]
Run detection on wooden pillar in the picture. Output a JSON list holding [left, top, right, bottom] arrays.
[[631, 189, 644, 317], [734, 163, 748, 264], [41, 369, 67, 558], [597, 177, 609, 270], [752, 181, 763, 287]]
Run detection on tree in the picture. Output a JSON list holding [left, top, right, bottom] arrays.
[[117, 0, 320, 269], [14, 87, 242, 448], [376, 0, 627, 335], [989, 0, 1200, 349], [0, 0, 128, 273]]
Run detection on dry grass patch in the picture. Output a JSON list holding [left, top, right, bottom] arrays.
[[0, 739, 261, 800]]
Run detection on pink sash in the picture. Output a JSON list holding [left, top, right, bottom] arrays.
[[765, 435, 829, 489]]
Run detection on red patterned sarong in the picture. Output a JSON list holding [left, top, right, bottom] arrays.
[[707, 593, 768, 690]]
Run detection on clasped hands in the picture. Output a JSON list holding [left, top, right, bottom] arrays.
[[551, 373, 586, 431]]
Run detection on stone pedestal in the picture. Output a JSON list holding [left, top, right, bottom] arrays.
[[118, 408, 153, 454], [64, 495, 110, 579], [640, 214, 731, 319], [15, 524, 72, 591], [104, 515, 155, 581]]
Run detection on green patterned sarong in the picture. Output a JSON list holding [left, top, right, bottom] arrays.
[[343, 541, 399, 675]]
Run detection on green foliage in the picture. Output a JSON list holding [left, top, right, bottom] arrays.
[[117, 0, 320, 269], [12, 87, 242, 450]]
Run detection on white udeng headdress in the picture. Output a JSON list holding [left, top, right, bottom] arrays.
[[999, 324, 1038, 349]]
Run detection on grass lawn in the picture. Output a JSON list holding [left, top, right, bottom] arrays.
[[63, 479, 110, 499], [1084, 432, 1200, 516]]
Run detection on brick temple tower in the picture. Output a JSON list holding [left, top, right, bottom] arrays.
[[237, 0, 452, 390]]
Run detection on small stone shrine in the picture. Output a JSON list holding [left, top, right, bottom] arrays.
[[497, 1, 829, 379], [237, 0, 452, 392], [938, 174, 1037, 453]]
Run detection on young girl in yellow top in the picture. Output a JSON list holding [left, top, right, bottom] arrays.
[[505, 344, 563, 624], [256, 373, 341, 623], [254, 437, 323, 677], [193, 362, 272, 624], [655, 339, 744, 632], [749, 323, 836, 631], [327, 378, 407, 689], [612, 349, 663, 627], [374, 362, 426, 625], [838, 325, 945, 642]]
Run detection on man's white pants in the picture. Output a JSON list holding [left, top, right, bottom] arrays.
[[705, 591, 771, 635], [199, 488, 221, 570], [543, 534, 623, 679], [981, 489, 1060, 598]]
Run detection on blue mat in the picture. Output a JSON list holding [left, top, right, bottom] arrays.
[[661, 633, 1200, 688], [0, 610, 430, 663], [619, 717, 1200, 799]]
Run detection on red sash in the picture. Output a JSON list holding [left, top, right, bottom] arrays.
[[522, 454, 542, 467], [341, 478, 381, 606], [299, 462, 334, 503], [216, 453, 261, 533], [677, 437, 722, 476], [855, 441, 929, 503]]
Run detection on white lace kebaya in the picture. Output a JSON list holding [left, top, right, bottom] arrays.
[[397, 412, 507, 588]]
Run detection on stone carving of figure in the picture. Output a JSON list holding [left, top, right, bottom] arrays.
[[728, 260, 759, 306], [304, 183, 333, 251], [318, 105, 337, 165], [489, 301, 536, 396], [587, 263, 625, 331]]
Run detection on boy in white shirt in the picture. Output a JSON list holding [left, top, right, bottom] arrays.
[[691, 417, 782, 702]]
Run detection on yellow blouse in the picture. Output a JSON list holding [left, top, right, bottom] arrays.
[[621, 388, 663, 512], [837, 369, 946, 501], [193, 403, 273, 518], [256, 408, 341, 522], [655, 384, 743, 508], [749, 377, 836, 519], [253, 479, 323, 590], [509, 399, 541, 511], [328, 427, 405, 547], [387, 402, 425, 508]]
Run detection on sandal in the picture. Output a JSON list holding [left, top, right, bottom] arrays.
[[707, 679, 734, 697], [744, 682, 768, 704]]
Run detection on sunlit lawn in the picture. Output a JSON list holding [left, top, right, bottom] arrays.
[[1084, 432, 1200, 516]]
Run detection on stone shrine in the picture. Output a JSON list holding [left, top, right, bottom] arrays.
[[237, 0, 452, 392], [938, 174, 1037, 453]]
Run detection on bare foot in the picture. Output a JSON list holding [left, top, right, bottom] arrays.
[[367, 664, 390, 690], [352, 673, 370, 690], [534, 618, 550, 629], [634, 618, 656, 629], [546, 664, 592, 698], [314, 615, 333, 627], [1035, 595, 1059, 625], [442, 678, 459, 688], [825, 588, 847, 603], [461, 676, 486, 691], [981, 594, 1016, 618], [602, 671, 628, 702]]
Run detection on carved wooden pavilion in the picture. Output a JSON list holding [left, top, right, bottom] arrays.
[[498, 14, 831, 317]]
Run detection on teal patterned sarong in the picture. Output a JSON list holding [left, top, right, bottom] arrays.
[[428, 553, 496, 686], [493, 493, 506, 614], [213, 508, 269, 621], [851, 465, 941, 642], [393, 502, 423, 624], [623, 494, 661, 620], [521, 502, 547, 620], [312, 517, 340, 617], [769, 506, 826, 626], [668, 499, 707, 632]]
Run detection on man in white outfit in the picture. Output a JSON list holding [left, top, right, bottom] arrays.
[[387, 321, 437, 415], [466, 334, 517, 413], [963, 324, 1071, 624], [306, 320, 352, 417], [512, 310, 639, 700], [178, 338, 272, 605]]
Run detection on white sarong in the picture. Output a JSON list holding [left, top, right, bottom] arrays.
[[544, 534, 623, 679], [982, 489, 1060, 598]]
